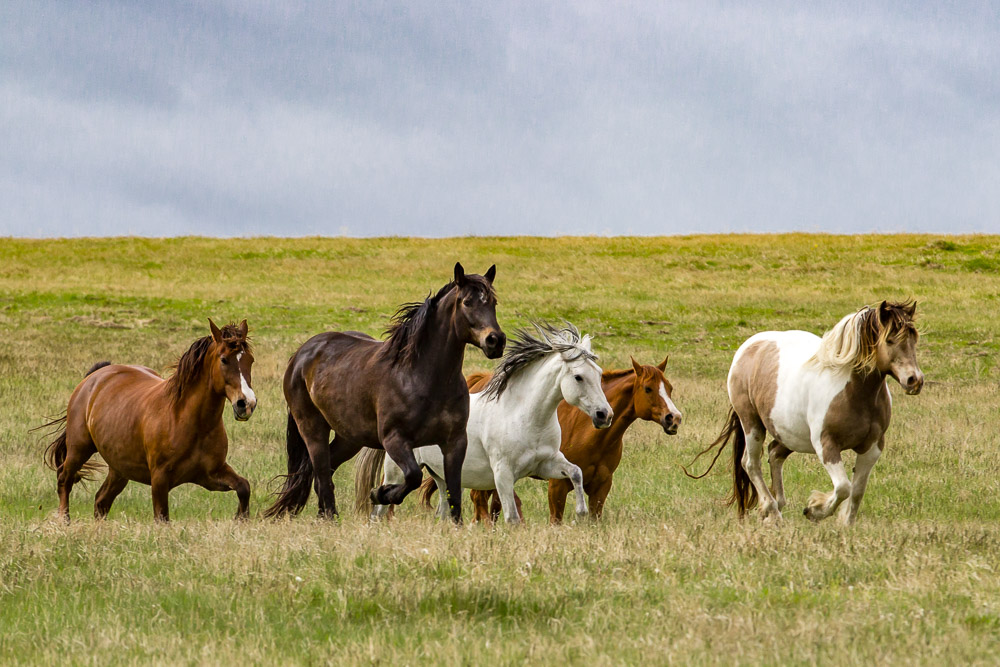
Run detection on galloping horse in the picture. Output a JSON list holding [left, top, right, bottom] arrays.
[[458, 356, 683, 523], [686, 301, 922, 524], [42, 320, 256, 522], [265, 263, 505, 523], [356, 323, 613, 524]]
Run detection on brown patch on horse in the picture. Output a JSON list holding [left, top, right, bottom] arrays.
[[821, 369, 892, 464], [466, 371, 492, 393], [727, 340, 780, 436], [168, 320, 251, 405]]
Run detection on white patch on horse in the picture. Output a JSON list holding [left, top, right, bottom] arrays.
[[236, 353, 256, 404], [658, 382, 680, 418]]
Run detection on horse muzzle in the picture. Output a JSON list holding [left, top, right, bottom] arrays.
[[661, 412, 682, 435], [480, 330, 506, 359], [901, 371, 924, 395], [233, 398, 255, 422], [592, 408, 613, 429]]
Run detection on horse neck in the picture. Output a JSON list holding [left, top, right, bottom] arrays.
[[408, 294, 467, 381], [847, 367, 888, 401], [499, 354, 567, 426], [172, 359, 227, 426], [602, 374, 639, 439]]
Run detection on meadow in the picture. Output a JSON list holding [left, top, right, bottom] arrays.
[[1, 235, 999, 665]]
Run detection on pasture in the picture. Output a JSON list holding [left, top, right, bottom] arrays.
[[1, 235, 999, 664]]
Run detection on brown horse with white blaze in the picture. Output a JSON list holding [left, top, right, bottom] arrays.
[[42, 320, 256, 522]]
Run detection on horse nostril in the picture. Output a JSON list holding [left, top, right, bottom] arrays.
[[486, 333, 497, 346], [664, 413, 674, 425], [236, 399, 247, 410], [596, 410, 608, 422]]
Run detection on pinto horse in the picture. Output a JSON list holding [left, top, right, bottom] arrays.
[[357, 323, 613, 524], [686, 301, 922, 524], [437, 356, 683, 523], [264, 263, 505, 522], [42, 320, 257, 522]]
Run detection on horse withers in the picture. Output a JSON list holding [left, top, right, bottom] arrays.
[[265, 263, 505, 523], [686, 301, 922, 525], [42, 319, 256, 522]]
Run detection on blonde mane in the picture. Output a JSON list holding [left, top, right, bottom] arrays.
[[808, 301, 917, 374]]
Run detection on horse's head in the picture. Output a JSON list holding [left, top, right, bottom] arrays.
[[629, 356, 682, 435], [873, 300, 923, 395], [551, 330, 613, 429], [209, 318, 257, 421], [452, 262, 506, 359]]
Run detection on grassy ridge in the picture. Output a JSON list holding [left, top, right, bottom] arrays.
[[1, 235, 999, 664]]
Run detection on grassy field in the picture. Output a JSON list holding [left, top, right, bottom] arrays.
[[1, 235, 1000, 664]]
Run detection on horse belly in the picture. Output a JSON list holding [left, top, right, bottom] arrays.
[[85, 377, 157, 484]]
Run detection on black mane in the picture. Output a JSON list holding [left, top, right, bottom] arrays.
[[380, 275, 495, 365]]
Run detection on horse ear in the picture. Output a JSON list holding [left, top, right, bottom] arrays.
[[454, 262, 467, 286], [209, 318, 222, 343], [238, 319, 248, 337], [630, 356, 643, 375], [657, 355, 669, 372], [878, 300, 891, 322], [484, 264, 496, 284], [905, 300, 917, 316]]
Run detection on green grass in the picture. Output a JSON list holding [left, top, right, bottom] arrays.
[[1, 235, 1000, 664]]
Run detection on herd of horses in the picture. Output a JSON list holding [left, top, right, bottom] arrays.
[[41, 262, 924, 526]]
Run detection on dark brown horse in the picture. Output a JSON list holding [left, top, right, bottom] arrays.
[[264, 263, 505, 522], [42, 320, 256, 522], [422, 356, 683, 523]]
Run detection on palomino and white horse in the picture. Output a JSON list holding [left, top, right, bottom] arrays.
[[355, 323, 613, 524], [686, 301, 922, 524]]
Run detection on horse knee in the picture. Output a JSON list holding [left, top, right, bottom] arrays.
[[403, 469, 422, 490], [834, 481, 851, 502]]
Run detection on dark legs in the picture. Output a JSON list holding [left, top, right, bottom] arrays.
[[440, 435, 468, 523], [94, 469, 129, 519], [372, 434, 427, 513]]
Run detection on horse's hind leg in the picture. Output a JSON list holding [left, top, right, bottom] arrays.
[[57, 435, 97, 522], [837, 441, 882, 525], [767, 440, 792, 511], [94, 469, 129, 519], [740, 423, 782, 522]]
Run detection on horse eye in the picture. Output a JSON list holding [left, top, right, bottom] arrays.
[[574, 375, 583, 382], [221, 357, 229, 365], [644, 387, 652, 393]]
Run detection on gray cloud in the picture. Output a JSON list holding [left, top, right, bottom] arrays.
[[2, 1, 998, 237]]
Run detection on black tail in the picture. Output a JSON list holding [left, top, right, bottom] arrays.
[[263, 413, 314, 518], [38, 361, 111, 483], [682, 409, 757, 519]]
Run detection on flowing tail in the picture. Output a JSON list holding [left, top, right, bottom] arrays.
[[39, 361, 111, 482], [264, 413, 315, 518], [681, 409, 757, 518], [353, 447, 386, 516]]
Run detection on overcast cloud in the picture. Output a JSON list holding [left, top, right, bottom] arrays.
[[2, 1, 998, 237]]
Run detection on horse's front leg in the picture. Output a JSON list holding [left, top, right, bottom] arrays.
[[490, 463, 521, 525], [536, 453, 588, 520], [198, 463, 251, 520], [804, 436, 851, 522], [438, 433, 468, 524], [373, 433, 422, 508], [838, 440, 882, 525]]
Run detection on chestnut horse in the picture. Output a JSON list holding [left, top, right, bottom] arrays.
[[421, 356, 683, 523], [42, 320, 256, 522], [685, 301, 922, 524], [264, 263, 505, 522]]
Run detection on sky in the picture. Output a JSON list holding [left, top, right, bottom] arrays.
[[2, 1, 998, 237]]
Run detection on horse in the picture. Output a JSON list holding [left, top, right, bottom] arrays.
[[41, 319, 256, 522], [685, 300, 923, 524], [454, 355, 683, 523], [264, 263, 505, 523], [355, 322, 614, 524]]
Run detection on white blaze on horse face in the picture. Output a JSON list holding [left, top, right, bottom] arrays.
[[659, 381, 681, 420], [236, 353, 256, 408], [563, 358, 611, 426]]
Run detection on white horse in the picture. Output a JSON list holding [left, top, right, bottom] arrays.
[[354, 323, 613, 524], [686, 301, 923, 524]]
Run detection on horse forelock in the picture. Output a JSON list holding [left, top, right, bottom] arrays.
[[168, 323, 250, 403], [481, 321, 595, 400], [810, 301, 917, 374]]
